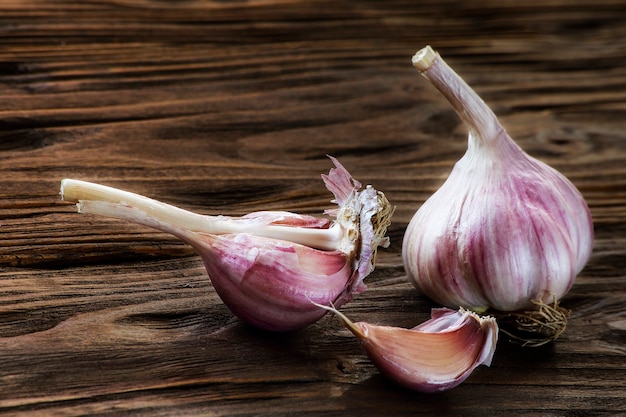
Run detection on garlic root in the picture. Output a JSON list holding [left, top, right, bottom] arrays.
[[496, 299, 571, 347]]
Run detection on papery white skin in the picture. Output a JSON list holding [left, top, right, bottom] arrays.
[[61, 157, 392, 331], [403, 46, 594, 313], [316, 304, 498, 393]]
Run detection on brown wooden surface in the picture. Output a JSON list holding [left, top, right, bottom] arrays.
[[0, 1, 624, 416]]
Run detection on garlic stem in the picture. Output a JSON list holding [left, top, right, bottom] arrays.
[[60, 179, 344, 251], [412, 45, 503, 147]]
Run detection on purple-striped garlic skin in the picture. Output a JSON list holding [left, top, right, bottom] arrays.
[[402, 46, 593, 313], [320, 305, 498, 392]]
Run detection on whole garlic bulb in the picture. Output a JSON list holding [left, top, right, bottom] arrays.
[[402, 46, 594, 316]]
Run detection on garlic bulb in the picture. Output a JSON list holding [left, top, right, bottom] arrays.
[[402, 46, 593, 342], [316, 303, 498, 392], [61, 157, 393, 331]]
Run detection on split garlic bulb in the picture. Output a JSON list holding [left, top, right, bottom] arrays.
[[61, 157, 393, 331], [402, 46, 594, 318]]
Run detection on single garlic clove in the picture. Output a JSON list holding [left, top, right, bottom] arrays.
[[194, 234, 356, 331], [318, 304, 498, 393], [402, 46, 594, 324], [61, 157, 393, 331]]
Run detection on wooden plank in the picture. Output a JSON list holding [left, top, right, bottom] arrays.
[[0, 0, 624, 415]]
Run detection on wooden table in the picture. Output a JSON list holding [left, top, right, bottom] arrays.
[[0, 1, 624, 416]]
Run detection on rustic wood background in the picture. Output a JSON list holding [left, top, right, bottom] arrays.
[[0, 1, 624, 416]]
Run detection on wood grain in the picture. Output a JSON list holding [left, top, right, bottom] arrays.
[[0, 1, 624, 416]]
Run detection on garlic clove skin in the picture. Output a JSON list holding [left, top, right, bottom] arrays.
[[318, 304, 498, 393], [402, 46, 594, 314], [61, 157, 393, 331]]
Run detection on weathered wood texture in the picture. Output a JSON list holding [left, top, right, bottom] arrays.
[[0, 1, 624, 416]]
